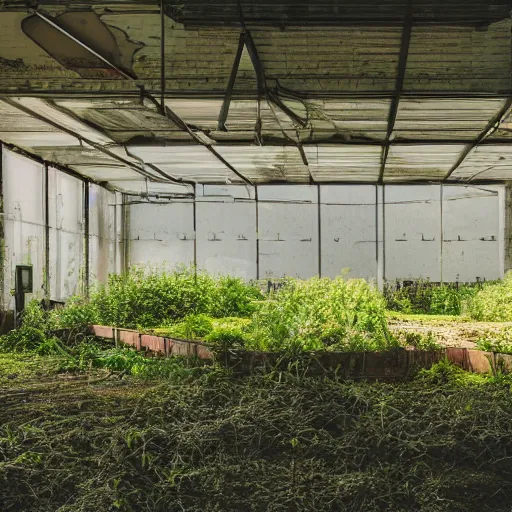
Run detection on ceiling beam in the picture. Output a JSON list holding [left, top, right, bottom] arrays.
[[378, 0, 413, 183], [443, 99, 512, 181], [218, 33, 246, 131]]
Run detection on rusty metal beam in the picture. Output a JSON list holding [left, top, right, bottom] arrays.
[[237, 0, 307, 128], [443, 99, 512, 181], [379, 0, 413, 183], [218, 32, 246, 131]]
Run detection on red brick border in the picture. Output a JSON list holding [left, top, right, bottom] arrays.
[[88, 325, 510, 376]]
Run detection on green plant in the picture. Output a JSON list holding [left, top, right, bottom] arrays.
[[468, 272, 512, 321], [476, 328, 512, 354], [206, 326, 247, 350], [385, 281, 477, 315], [0, 325, 46, 353], [417, 359, 485, 386], [86, 266, 263, 329], [211, 276, 263, 317], [51, 296, 97, 329], [394, 329, 441, 351], [248, 277, 390, 352]]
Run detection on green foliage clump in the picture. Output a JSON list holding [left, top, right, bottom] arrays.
[[90, 266, 263, 329], [211, 276, 263, 317], [476, 328, 512, 354], [248, 277, 391, 352], [467, 272, 512, 321], [163, 314, 214, 340], [417, 359, 486, 386], [385, 280, 477, 315], [51, 296, 98, 329], [0, 301, 56, 353], [394, 329, 441, 351]]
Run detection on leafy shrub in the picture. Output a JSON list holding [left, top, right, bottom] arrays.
[[164, 314, 214, 339], [417, 359, 483, 386], [51, 296, 98, 329], [211, 276, 263, 317], [394, 329, 441, 351], [0, 326, 46, 353], [385, 280, 477, 315], [88, 267, 263, 329], [476, 328, 512, 354], [206, 326, 247, 350], [468, 272, 512, 321], [248, 277, 390, 352]]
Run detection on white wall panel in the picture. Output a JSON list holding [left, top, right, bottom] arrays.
[[2, 150, 45, 308], [196, 200, 257, 279], [385, 185, 442, 281], [442, 185, 501, 282], [48, 168, 84, 301], [127, 202, 194, 269], [89, 184, 116, 285], [320, 185, 377, 279], [258, 185, 319, 279]]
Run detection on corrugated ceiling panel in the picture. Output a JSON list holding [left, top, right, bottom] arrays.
[[127, 145, 243, 183], [54, 98, 189, 143], [448, 145, 512, 181], [385, 144, 465, 181], [251, 26, 402, 93], [404, 20, 512, 92], [36, 146, 126, 166], [394, 98, 507, 140], [166, 99, 259, 133], [14, 98, 112, 145], [304, 99, 391, 142], [215, 145, 311, 182], [258, 98, 391, 143], [0, 131, 79, 147], [71, 165, 142, 181], [304, 144, 381, 181]]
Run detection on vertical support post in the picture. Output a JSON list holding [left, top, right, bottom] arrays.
[[193, 184, 197, 277], [0, 144, 4, 322], [504, 184, 512, 275], [122, 193, 129, 273], [440, 184, 444, 284], [382, 185, 387, 284], [160, 0, 166, 115], [317, 184, 322, 277], [44, 163, 50, 307], [84, 181, 90, 297], [255, 185, 260, 280], [376, 184, 385, 290], [375, 184, 380, 287], [113, 198, 117, 274]]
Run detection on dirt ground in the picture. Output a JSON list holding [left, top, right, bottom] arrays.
[[388, 315, 512, 348]]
